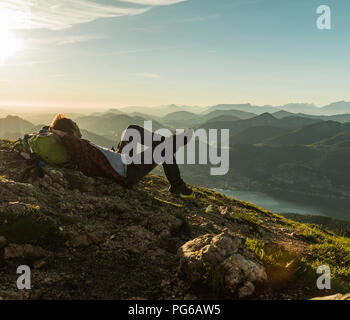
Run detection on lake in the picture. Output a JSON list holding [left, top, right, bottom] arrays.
[[215, 189, 350, 220]]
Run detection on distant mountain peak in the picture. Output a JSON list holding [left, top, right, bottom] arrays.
[[256, 112, 276, 120], [321, 101, 350, 114]]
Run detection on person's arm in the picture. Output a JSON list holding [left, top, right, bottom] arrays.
[[61, 134, 85, 164], [49, 128, 67, 138], [50, 128, 85, 165]]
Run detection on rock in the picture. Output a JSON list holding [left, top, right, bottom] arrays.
[[0, 236, 7, 249], [7, 201, 30, 215], [67, 234, 91, 248], [4, 244, 51, 259], [310, 293, 350, 300], [81, 183, 94, 192], [30, 290, 44, 300], [184, 293, 197, 300], [33, 259, 47, 269], [178, 231, 267, 298], [222, 254, 267, 295], [159, 229, 171, 239], [238, 281, 255, 299]]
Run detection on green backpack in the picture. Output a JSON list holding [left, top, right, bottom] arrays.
[[22, 129, 70, 165]]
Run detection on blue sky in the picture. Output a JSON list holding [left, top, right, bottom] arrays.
[[0, 0, 349, 111]]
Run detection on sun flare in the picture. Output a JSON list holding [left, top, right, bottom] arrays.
[[0, 6, 25, 65], [0, 29, 23, 65]]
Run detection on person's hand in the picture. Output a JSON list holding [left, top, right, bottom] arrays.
[[49, 127, 67, 137]]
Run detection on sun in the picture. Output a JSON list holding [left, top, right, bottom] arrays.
[[0, 29, 23, 65], [0, 6, 25, 66]]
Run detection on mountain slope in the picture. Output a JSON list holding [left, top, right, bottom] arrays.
[[321, 101, 350, 115], [0, 139, 349, 300], [75, 114, 164, 139], [0, 115, 35, 139], [162, 111, 197, 121], [230, 126, 288, 145], [266, 121, 348, 146], [199, 113, 321, 136], [280, 103, 320, 114], [204, 104, 278, 115], [200, 109, 257, 120]]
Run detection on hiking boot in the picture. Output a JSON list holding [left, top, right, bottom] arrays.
[[168, 182, 194, 198]]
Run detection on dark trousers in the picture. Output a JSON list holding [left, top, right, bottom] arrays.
[[117, 125, 183, 187]]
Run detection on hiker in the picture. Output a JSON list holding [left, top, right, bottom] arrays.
[[48, 114, 194, 196]]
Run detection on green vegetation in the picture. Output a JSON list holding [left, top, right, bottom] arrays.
[[0, 206, 63, 249], [283, 213, 350, 237], [245, 217, 350, 292]]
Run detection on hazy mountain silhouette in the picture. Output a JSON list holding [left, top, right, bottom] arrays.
[[199, 113, 320, 136], [203, 103, 278, 115], [230, 126, 288, 145], [321, 101, 350, 115], [266, 121, 350, 146], [280, 103, 320, 114], [75, 113, 164, 139], [114, 104, 203, 117], [0, 115, 34, 139], [200, 109, 256, 121], [272, 110, 295, 119], [162, 111, 197, 121]]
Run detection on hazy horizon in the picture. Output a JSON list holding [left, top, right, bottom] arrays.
[[1, 100, 350, 116]]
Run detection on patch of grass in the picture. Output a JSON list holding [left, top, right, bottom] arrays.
[[153, 196, 184, 208], [232, 211, 263, 236], [245, 238, 312, 288], [244, 202, 270, 215], [0, 212, 64, 249], [309, 240, 350, 291], [207, 195, 224, 206], [245, 221, 350, 293], [0, 205, 65, 249], [27, 204, 40, 211], [294, 224, 327, 243], [282, 213, 350, 237], [245, 238, 297, 268]]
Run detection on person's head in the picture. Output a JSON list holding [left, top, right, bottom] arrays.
[[49, 113, 82, 138]]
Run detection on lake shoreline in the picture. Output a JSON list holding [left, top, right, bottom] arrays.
[[213, 188, 350, 222]]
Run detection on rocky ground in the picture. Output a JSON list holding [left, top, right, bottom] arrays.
[[0, 139, 347, 300]]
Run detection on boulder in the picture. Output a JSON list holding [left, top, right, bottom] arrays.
[[0, 236, 7, 249], [178, 231, 267, 298]]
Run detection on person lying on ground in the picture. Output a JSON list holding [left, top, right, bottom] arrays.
[[48, 114, 194, 197]]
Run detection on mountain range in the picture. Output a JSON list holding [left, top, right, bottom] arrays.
[[1, 105, 350, 220]]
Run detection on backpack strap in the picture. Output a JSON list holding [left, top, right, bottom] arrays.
[[20, 156, 45, 182]]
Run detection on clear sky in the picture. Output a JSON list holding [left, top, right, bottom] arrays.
[[0, 0, 349, 111]]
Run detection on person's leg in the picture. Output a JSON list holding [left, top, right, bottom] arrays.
[[117, 125, 193, 154], [116, 124, 165, 153], [120, 124, 193, 194], [126, 153, 183, 186]]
